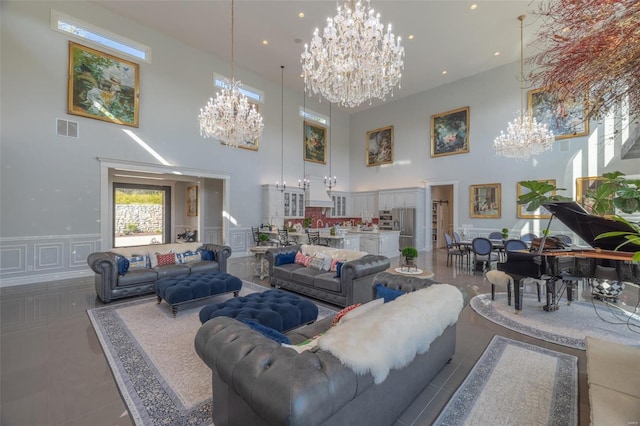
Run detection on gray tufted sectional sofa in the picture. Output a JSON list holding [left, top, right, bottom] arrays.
[[87, 242, 231, 303], [195, 273, 468, 426], [265, 244, 391, 307]]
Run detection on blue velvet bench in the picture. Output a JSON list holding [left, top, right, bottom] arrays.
[[198, 289, 318, 332], [156, 272, 243, 317]]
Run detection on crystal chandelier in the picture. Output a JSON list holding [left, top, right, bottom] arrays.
[[301, 0, 405, 108], [198, 0, 264, 147], [494, 15, 554, 159], [276, 66, 286, 192]]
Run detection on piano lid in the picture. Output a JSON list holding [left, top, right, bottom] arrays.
[[542, 201, 638, 252]]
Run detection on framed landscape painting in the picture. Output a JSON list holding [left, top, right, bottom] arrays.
[[470, 183, 501, 218], [68, 42, 139, 127], [366, 126, 393, 166], [304, 121, 327, 164], [528, 87, 589, 139], [431, 107, 470, 158], [517, 179, 555, 219]]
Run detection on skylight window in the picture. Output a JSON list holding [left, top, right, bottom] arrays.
[[51, 9, 151, 63], [213, 73, 264, 104], [299, 107, 329, 126]]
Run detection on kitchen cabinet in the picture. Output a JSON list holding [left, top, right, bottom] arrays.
[[329, 192, 348, 217], [351, 192, 378, 220], [262, 185, 305, 227], [354, 231, 400, 258], [378, 189, 418, 209]]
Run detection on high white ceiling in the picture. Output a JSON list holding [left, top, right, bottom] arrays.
[[93, 0, 547, 113]]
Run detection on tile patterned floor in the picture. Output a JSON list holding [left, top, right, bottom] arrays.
[[2, 249, 635, 425]]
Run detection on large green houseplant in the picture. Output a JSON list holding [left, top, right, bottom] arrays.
[[516, 180, 571, 212]]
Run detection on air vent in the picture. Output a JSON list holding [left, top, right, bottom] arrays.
[[56, 118, 79, 138]]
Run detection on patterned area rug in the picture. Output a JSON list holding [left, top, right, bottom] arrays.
[[87, 281, 336, 426], [434, 335, 578, 426], [471, 293, 640, 350]]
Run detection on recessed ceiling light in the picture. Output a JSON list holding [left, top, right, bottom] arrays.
[[494, 51, 500, 56], [470, 4, 478, 10], [408, 34, 415, 40], [262, 40, 268, 45], [442, 70, 448, 75], [299, 12, 304, 18]]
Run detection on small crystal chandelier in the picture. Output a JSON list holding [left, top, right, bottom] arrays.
[[494, 15, 554, 159], [276, 66, 286, 192], [301, 0, 405, 108], [324, 103, 337, 190], [198, 0, 264, 147]]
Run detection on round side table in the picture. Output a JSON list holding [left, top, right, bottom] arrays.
[[385, 267, 435, 280], [249, 246, 269, 280]]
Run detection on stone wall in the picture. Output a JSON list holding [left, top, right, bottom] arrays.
[[115, 204, 163, 234]]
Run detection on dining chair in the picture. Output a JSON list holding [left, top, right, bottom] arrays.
[[471, 237, 499, 274], [488, 231, 503, 240], [307, 231, 329, 246], [444, 233, 469, 268], [500, 239, 542, 302], [520, 233, 538, 243], [453, 232, 462, 243], [278, 229, 294, 246]]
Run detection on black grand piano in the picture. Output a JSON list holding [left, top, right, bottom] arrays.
[[498, 201, 640, 312]]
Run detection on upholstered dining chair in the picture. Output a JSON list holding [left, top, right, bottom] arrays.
[[444, 233, 469, 268], [488, 231, 503, 240], [520, 233, 537, 243], [471, 237, 499, 274]]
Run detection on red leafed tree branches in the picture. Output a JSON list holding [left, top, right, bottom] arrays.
[[529, 0, 640, 121]]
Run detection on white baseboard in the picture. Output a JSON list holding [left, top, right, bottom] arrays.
[[0, 270, 94, 288]]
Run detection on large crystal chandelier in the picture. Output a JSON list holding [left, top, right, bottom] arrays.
[[494, 15, 554, 159], [301, 0, 404, 108], [198, 0, 264, 146]]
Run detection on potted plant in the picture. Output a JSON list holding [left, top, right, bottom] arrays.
[[585, 171, 640, 216], [517, 180, 571, 212], [501, 228, 509, 239], [401, 247, 418, 265], [258, 233, 270, 246], [303, 217, 312, 231]]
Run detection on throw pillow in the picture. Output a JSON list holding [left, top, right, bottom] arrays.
[[127, 255, 147, 269], [331, 303, 362, 326], [116, 256, 129, 275], [156, 252, 176, 266], [308, 257, 325, 271], [177, 251, 200, 264], [295, 251, 306, 266], [275, 252, 296, 266], [334, 261, 344, 278], [303, 255, 313, 268], [375, 283, 404, 303], [240, 319, 290, 345], [199, 250, 215, 261]]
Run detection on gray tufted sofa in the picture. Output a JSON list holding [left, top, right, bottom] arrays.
[[265, 244, 390, 307], [87, 242, 231, 303], [195, 274, 467, 426]]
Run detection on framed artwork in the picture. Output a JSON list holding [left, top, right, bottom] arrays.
[[304, 121, 327, 164], [221, 102, 259, 150], [68, 42, 139, 127], [366, 126, 393, 166], [576, 176, 614, 214], [470, 183, 501, 218], [517, 179, 555, 218], [431, 106, 470, 158], [528, 87, 589, 139], [186, 186, 198, 217]]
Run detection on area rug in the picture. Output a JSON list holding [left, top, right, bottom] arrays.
[[471, 293, 640, 350], [87, 281, 337, 426], [433, 335, 578, 426]]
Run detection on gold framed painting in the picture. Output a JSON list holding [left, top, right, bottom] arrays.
[[517, 179, 555, 218], [366, 126, 393, 166], [221, 102, 260, 150], [431, 106, 470, 158], [470, 183, 501, 218], [528, 87, 589, 139], [186, 186, 198, 217], [304, 121, 327, 164], [68, 42, 139, 127]]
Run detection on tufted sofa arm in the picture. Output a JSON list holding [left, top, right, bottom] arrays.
[[371, 272, 469, 306], [87, 251, 119, 294], [194, 316, 370, 426], [199, 243, 232, 273], [264, 245, 300, 277], [341, 254, 390, 280]]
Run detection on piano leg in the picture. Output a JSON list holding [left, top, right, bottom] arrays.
[[543, 278, 560, 312], [515, 278, 525, 314], [565, 280, 573, 305]]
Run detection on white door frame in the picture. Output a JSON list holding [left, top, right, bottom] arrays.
[[423, 179, 459, 252]]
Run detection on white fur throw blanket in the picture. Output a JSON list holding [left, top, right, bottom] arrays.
[[318, 284, 464, 384]]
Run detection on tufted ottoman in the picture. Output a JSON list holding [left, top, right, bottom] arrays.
[[156, 272, 242, 317], [198, 289, 318, 332]]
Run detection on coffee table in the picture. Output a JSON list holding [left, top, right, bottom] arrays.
[[386, 267, 435, 279]]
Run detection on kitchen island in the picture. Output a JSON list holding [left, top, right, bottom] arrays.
[[348, 230, 400, 259]]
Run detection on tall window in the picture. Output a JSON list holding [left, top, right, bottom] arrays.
[[113, 183, 171, 247]]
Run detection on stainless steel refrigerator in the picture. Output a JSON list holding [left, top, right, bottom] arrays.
[[392, 208, 416, 250]]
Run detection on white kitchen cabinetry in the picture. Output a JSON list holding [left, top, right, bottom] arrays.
[[355, 231, 400, 258], [262, 185, 304, 227], [352, 192, 378, 220], [329, 192, 348, 217], [378, 189, 418, 209]]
